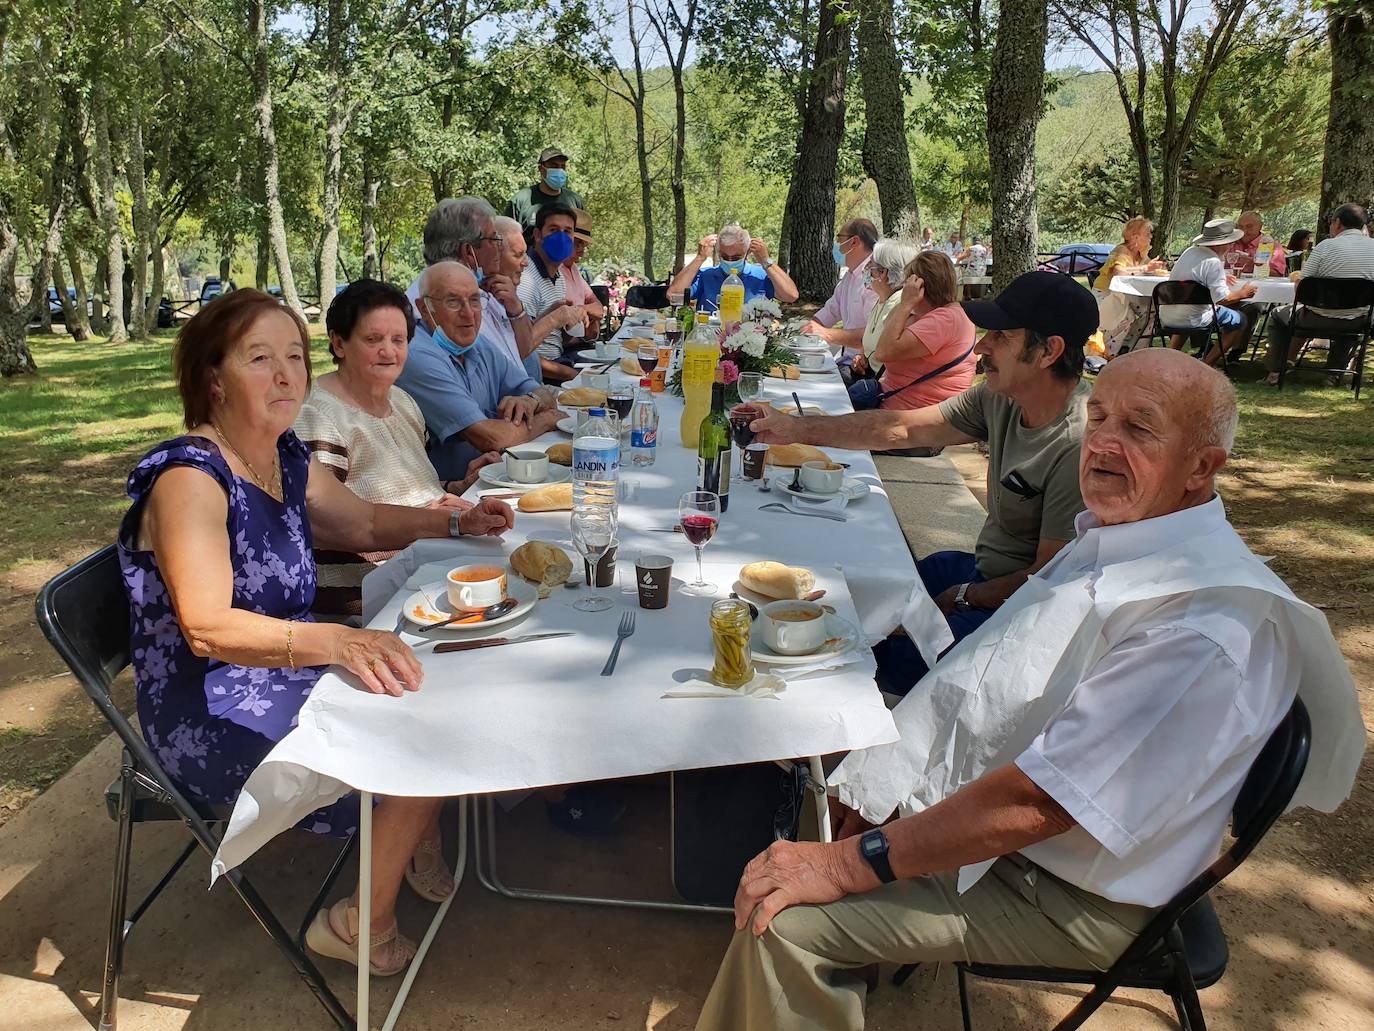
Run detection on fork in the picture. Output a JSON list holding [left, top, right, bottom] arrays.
[[759, 502, 848, 523], [600, 609, 636, 676]]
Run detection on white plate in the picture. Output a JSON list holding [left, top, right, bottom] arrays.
[[749, 612, 859, 666], [401, 576, 538, 630], [576, 348, 621, 361], [556, 416, 578, 434], [477, 464, 571, 491], [773, 474, 869, 502]]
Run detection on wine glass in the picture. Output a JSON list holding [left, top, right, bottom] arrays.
[[637, 341, 659, 377], [678, 490, 721, 597], [737, 371, 762, 405], [571, 506, 618, 612], [729, 404, 760, 482]]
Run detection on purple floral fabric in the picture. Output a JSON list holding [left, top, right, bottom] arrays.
[[118, 433, 356, 834]]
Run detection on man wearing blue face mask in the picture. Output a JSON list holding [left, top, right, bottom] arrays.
[[517, 204, 598, 366], [506, 145, 586, 231], [668, 222, 800, 314], [397, 261, 562, 481], [802, 218, 879, 359]]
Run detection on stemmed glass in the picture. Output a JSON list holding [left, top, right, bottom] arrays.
[[678, 490, 721, 597], [570, 506, 618, 612], [737, 371, 762, 405], [729, 404, 760, 482]]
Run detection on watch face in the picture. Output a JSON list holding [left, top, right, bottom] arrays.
[[861, 832, 884, 858]]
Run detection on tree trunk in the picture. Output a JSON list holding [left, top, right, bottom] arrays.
[[128, 113, 151, 339], [91, 86, 127, 342], [91, 250, 108, 332], [249, 0, 304, 316], [52, 256, 84, 339], [624, 0, 656, 281], [219, 234, 234, 284], [669, 75, 687, 277], [985, 0, 1047, 291], [1319, 1, 1374, 241], [783, 0, 851, 302], [361, 157, 379, 280], [856, 0, 920, 235], [317, 0, 346, 315], [65, 241, 93, 339], [256, 224, 270, 290]]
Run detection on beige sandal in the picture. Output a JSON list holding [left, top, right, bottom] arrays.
[[305, 899, 417, 977], [404, 837, 454, 903]]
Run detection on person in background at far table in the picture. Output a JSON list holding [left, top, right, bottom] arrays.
[[1093, 216, 1166, 356], [864, 251, 976, 423], [119, 290, 513, 978], [1264, 203, 1374, 386], [1286, 229, 1314, 274], [492, 215, 582, 384], [516, 203, 599, 373], [295, 279, 502, 619], [695, 348, 1364, 1031], [505, 144, 585, 231], [397, 261, 562, 482], [954, 235, 991, 299], [564, 207, 606, 331], [667, 222, 800, 315], [852, 237, 921, 380], [919, 226, 936, 251], [1161, 219, 1257, 367], [802, 218, 879, 358], [939, 230, 962, 258], [751, 271, 1096, 696], [1220, 210, 1287, 361]]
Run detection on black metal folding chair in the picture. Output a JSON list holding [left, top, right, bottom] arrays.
[[35, 545, 356, 1031], [1274, 277, 1374, 398], [624, 283, 669, 310], [1149, 280, 1226, 362], [892, 696, 1310, 1031]]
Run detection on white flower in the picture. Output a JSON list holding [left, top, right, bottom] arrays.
[[725, 324, 767, 358], [743, 297, 782, 321]]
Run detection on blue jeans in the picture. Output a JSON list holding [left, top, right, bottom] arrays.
[[873, 551, 993, 697]]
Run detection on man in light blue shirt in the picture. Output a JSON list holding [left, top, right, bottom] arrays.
[[667, 223, 799, 314], [396, 261, 562, 481]]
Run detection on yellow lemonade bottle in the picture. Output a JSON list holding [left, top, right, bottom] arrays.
[[679, 324, 719, 448], [718, 268, 745, 328]]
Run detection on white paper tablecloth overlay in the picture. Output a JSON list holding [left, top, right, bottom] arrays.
[[212, 318, 969, 879], [1110, 273, 1296, 306]]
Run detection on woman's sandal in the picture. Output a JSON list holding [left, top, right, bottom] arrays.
[[305, 898, 417, 977], [404, 837, 455, 903]]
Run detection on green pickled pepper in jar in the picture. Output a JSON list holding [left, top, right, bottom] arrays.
[[709, 598, 755, 688]]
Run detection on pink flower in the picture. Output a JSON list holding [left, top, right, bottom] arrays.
[[719, 360, 740, 385]]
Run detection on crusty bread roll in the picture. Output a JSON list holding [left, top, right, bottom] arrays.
[[739, 561, 816, 601], [620, 356, 642, 376], [510, 541, 573, 589], [766, 443, 828, 468], [559, 386, 607, 408], [517, 482, 574, 512], [545, 442, 572, 466], [767, 364, 801, 380]]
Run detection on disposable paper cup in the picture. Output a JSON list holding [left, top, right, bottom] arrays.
[[743, 443, 770, 480], [635, 555, 673, 609]]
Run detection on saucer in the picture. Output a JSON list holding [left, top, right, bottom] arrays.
[[749, 613, 859, 665], [477, 464, 571, 491], [773, 475, 870, 502], [401, 577, 538, 630]]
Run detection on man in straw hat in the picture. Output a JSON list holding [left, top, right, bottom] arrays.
[[1161, 218, 1258, 365]]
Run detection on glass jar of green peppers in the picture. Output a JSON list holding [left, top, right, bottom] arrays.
[[709, 598, 754, 688]]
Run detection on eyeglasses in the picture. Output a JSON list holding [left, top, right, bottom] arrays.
[[423, 294, 479, 312], [478, 234, 506, 250]]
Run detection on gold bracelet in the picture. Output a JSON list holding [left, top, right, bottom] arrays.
[[286, 623, 297, 671]]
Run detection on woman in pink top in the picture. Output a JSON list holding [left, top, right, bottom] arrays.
[[872, 250, 976, 410]]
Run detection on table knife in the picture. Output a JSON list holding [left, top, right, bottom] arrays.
[[433, 632, 573, 653]]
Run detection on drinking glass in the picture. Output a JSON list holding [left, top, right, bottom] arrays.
[[729, 404, 761, 482], [571, 507, 617, 612], [736, 372, 762, 405], [678, 490, 721, 597], [637, 342, 659, 377]]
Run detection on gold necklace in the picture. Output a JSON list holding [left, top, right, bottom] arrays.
[[212, 422, 282, 499]]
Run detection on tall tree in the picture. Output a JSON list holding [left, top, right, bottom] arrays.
[[1318, 0, 1374, 239], [856, 0, 919, 235], [249, 0, 304, 315], [784, 0, 851, 301], [91, 83, 127, 342], [644, 0, 699, 276]]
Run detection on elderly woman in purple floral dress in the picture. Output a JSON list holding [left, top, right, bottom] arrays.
[[119, 290, 514, 976]]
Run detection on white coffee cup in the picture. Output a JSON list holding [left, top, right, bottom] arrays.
[[504, 451, 549, 484], [799, 460, 844, 495], [585, 372, 611, 394], [446, 565, 507, 612], [760, 600, 828, 656], [594, 338, 617, 359], [797, 350, 827, 371]]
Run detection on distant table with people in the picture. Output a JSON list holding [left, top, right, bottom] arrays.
[[1109, 273, 1296, 306]]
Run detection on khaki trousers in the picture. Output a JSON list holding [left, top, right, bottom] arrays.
[[695, 855, 1155, 1031]]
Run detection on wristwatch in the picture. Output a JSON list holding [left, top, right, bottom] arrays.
[[859, 828, 896, 884], [448, 510, 464, 538], [953, 582, 973, 611], [762, 257, 776, 269]]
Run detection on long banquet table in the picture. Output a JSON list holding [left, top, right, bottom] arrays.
[[1110, 272, 1297, 305], [211, 314, 958, 1029]]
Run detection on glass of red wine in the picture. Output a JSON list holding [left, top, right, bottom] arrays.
[[637, 342, 659, 376], [729, 404, 759, 482], [678, 490, 721, 596], [607, 391, 634, 435]]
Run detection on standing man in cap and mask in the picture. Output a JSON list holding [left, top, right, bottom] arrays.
[[750, 271, 1099, 695], [506, 146, 585, 231]]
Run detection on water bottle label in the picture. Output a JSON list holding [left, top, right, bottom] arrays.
[[573, 439, 620, 479], [631, 427, 657, 449]]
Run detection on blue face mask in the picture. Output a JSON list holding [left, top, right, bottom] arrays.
[[832, 240, 851, 266], [542, 230, 575, 264], [720, 257, 746, 275], [861, 269, 874, 289], [424, 301, 476, 359], [545, 167, 568, 190]]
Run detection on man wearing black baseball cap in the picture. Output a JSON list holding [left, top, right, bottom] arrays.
[[505, 145, 586, 231], [752, 270, 1098, 693]]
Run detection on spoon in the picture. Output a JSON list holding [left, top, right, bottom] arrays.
[[502, 448, 522, 462], [729, 592, 759, 620], [417, 598, 518, 632], [792, 391, 805, 416]]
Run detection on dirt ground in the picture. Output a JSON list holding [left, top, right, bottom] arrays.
[[1, 445, 1371, 1029]]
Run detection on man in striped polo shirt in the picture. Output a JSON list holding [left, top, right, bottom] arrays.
[[516, 203, 597, 370]]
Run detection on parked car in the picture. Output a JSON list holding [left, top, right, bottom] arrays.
[[47, 286, 77, 323], [200, 277, 237, 305], [1041, 243, 1112, 282]]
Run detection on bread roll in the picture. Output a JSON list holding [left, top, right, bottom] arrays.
[[517, 482, 574, 512], [545, 442, 572, 466], [739, 561, 816, 601], [767, 364, 801, 380], [559, 386, 607, 408], [765, 443, 828, 468], [620, 356, 642, 376], [510, 541, 573, 590]]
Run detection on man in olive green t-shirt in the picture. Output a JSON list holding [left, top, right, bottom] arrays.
[[505, 145, 586, 231], [751, 271, 1099, 693]]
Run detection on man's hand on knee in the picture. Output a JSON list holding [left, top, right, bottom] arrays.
[[734, 839, 879, 937]]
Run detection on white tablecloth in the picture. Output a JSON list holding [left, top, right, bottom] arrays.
[[1110, 274, 1296, 305], [213, 322, 960, 878]]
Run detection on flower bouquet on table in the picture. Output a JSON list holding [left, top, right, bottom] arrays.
[[667, 311, 798, 406]]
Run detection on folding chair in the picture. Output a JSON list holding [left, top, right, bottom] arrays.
[[892, 696, 1310, 1031], [35, 545, 355, 1031], [1149, 280, 1226, 362], [1274, 277, 1374, 398], [624, 283, 669, 310]]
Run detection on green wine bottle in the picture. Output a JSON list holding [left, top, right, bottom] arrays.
[[697, 375, 731, 512]]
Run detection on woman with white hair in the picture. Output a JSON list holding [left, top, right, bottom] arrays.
[[852, 237, 921, 378], [667, 222, 800, 312]]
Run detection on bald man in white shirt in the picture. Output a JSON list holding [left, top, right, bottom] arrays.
[[694, 348, 1363, 1031]]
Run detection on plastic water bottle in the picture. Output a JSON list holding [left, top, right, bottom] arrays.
[[573, 406, 620, 510], [630, 378, 659, 467]]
